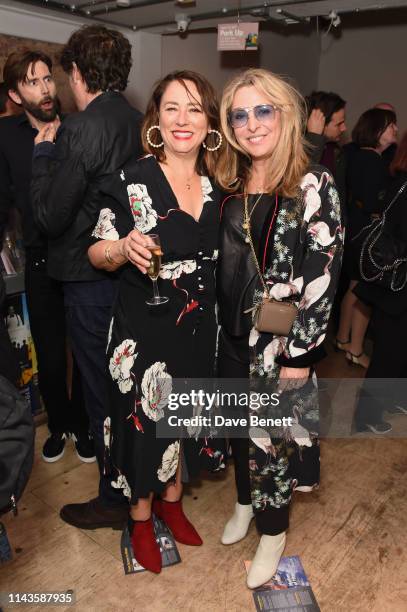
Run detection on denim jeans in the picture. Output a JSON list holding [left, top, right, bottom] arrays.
[[63, 278, 126, 507]]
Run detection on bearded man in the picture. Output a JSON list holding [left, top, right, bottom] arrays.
[[0, 50, 92, 463]]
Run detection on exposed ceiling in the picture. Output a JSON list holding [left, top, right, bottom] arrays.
[[12, 0, 407, 33]]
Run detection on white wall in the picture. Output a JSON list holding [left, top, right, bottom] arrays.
[[0, 0, 162, 111], [129, 31, 162, 110], [318, 23, 407, 134], [0, 1, 84, 44], [162, 28, 320, 96]]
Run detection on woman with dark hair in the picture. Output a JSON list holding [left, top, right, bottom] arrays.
[[353, 131, 407, 433], [88, 71, 225, 574], [336, 108, 398, 367]]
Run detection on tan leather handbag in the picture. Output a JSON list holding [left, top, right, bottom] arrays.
[[244, 195, 298, 336]]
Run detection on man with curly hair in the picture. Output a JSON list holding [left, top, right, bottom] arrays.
[[31, 25, 143, 530]]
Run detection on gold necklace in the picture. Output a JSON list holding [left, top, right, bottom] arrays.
[[169, 168, 196, 190], [242, 193, 263, 239], [185, 172, 196, 190]]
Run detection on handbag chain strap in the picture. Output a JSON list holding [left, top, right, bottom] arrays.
[[353, 180, 407, 242], [243, 194, 278, 299], [359, 180, 407, 290]]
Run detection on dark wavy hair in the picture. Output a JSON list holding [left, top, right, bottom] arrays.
[[306, 90, 346, 123], [390, 131, 407, 175], [352, 108, 397, 148], [142, 70, 222, 177], [60, 25, 131, 93], [3, 50, 52, 92]]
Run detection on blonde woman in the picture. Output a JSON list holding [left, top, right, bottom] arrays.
[[216, 69, 344, 588]]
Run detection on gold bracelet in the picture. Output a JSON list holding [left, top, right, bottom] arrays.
[[104, 244, 122, 265]]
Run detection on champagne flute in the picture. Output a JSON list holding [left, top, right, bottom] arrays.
[[145, 234, 169, 306]]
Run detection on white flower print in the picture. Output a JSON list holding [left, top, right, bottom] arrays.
[[157, 441, 180, 482], [106, 317, 114, 353], [249, 327, 260, 348], [201, 176, 213, 203], [127, 183, 157, 233], [111, 473, 131, 499], [159, 259, 196, 280], [109, 339, 137, 393], [92, 208, 119, 240], [263, 337, 283, 372], [202, 249, 219, 261], [103, 417, 111, 448], [141, 361, 172, 422]]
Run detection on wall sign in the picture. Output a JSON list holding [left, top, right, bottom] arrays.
[[217, 22, 259, 51]]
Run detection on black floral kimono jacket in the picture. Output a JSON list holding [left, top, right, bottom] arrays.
[[218, 166, 344, 514]]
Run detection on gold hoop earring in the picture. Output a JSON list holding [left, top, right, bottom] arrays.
[[146, 125, 164, 148], [202, 129, 223, 151]]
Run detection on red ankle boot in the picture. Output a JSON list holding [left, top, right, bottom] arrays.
[[153, 499, 203, 546], [128, 516, 162, 574]]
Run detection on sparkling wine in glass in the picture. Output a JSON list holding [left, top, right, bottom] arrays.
[[145, 234, 169, 306]]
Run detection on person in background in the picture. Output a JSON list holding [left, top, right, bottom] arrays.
[[31, 25, 144, 531], [336, 108, 397, 368], [353, 131, 407, 433], [216, 69, 343, 589], [374, 102, 397, 167], [306, 90, 347, 206], [0, 81, 23, 118], [0, 50, 91, 464]]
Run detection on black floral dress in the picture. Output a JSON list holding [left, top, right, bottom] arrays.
[[91, 155, 225, 504]]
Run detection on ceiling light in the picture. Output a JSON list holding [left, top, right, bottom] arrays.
[[328, 10, 341, 27]]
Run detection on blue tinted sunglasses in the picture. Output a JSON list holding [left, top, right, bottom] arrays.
[[228, 104, 280, 128]]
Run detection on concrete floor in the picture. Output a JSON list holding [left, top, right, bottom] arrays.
[[1, 346, 406, 611]]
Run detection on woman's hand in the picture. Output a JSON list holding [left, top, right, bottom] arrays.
[[277, 366, 310, 393], [34, 117, 61, 145], [122, 229, 152, 274]]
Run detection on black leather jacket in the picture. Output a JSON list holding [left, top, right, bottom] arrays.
[[217, 194, 262, 336], [31, 92, 143, 282]]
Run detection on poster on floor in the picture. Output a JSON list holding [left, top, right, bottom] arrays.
[[245, 556, 320, 611], [121, 514, 181, 574]]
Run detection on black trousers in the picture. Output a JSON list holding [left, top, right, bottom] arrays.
[[24, 251, 88, 435], [218, 328, 289, 535], [355, 307, 407, 426], [63, 278, 126, 507]]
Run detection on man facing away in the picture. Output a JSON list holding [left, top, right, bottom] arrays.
[[31, 25, 143, 530], [0, 50, 92, 463], [0, 81, 22, 118]]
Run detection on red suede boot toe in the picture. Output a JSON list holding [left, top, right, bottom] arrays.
[[153, 499, 203, 546], [129, 516, 162, 574]]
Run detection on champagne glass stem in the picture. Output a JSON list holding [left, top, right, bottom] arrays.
[[152, 278, 160, 301]]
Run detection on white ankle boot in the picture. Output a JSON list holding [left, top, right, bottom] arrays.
[[246, 532, 286, 589], [221, 503, 254, 545]]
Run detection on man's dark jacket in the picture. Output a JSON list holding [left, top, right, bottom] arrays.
[[31, 91, 143, 281], [306, 132, 347, 209]]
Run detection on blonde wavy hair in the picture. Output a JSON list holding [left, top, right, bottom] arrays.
[[216, 68, 309, 198]]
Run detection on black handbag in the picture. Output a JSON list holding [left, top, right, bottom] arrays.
[[356, 181, 407, 292]]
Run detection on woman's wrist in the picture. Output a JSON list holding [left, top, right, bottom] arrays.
[[104, 239, 127, 267]]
